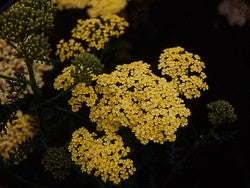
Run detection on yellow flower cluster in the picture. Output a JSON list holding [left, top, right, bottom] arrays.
[[68, 82, 97, 111], [71, 15, 128, 50], [0, 110, 37, 160], [56, 15, 128, 62], [0, 38, 53, 105], [52, 0, 89, 10], [90, 61, 191, 144], [52, 0, 128, 18], [54, 65, 75, 90], [158, 46, 208, 99], [87, 0, 128, 18], [68, 127, 136, 184], [56, 39, 85, 62]]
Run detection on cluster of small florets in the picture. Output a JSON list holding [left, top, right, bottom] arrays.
[[54, 65, 75, 90], [68, 127, 136, 184], [0, 0, 55, 42], [42, 146, 73, 181], [56, 15, 128, 62], [52, 0, 128, 18], [207, 100, 237, 126], [0, 38, 53, 105], [158, 46, 208, 99], [54, 53, 103, 111], [0, 110, 37, 160], [87, 0, 128, 18], [90, 61, 191, 144], [52, 0, 89, 10], [71, 53, 104, 85], [69, 82, 97, 111], [17, 33, 52, 62], [54, 53, 103, 90], [218, 0, 250, 27], [55, 39, 85, 62], [72, 15, 128, 50]]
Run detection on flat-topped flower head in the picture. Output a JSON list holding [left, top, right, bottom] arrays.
[[90, 61, 191, 144], [68, 127, 135, 184], [88, 0, 128, 18], [71, 15, 128, 51], [56, 39, 86, 62], [158, 46, 208, 99], [52, 0, 89, 10]]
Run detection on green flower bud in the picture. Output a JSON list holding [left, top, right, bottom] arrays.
[[71, 53, 104, 85], [207, 100, 237, 125], [42, 146, 73, 181], [17, 33, 51, 63], [0, 0, 55, 43]]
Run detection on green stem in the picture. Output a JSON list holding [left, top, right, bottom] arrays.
[[26, 61, 41, 103], [0, 74, 31, 85], [26, 61, 47, 150], [41, 85, 75, 107]]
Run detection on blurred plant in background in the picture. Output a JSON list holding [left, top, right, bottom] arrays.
[[218, 0, 250, 26]]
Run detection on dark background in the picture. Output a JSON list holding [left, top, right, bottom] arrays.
[[0, 0, 250, 188]]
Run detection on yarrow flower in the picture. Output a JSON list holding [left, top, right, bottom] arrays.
[[87, 0, 128, 18], [54, 53, 104, 91], [42, 146, 73, 181], [51, 0, 128, 18], [158, 46, 208, 99], [207, 100, 237, 125], [0, 38, 53, 105], [90, 61, 191, 144], [55, 60, 191, 144], [52, 0, 89, 10], [68, 127, 136, 184], [56, 39, 85, 62], [0, 110, 37, 160]]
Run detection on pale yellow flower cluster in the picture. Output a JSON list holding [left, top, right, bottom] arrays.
[[90, 61, 191, 144], [87, 0, 128, 18], [52, 0, 89, 10], [72, 15, 128, 50], [55, 39, 85, 62], [0, 38, 53, 105], [52, 0, 128, 18], [68, 127, 136, 184], [0, 110, 37, 160], [55, 61, 191, 144], [68, 82, 97, 111], [56, 15, 128, 62], [158, 46, 208, 99], [54, 65, 75, 90]]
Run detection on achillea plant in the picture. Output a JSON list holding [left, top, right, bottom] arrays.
[[56, 14, 129, 62], [52, 0, 128, 18], [0, 110, 37, 160], [0, 0, 239, 187], [68, 127, 136, 184], [0, 38, 53, 105]]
